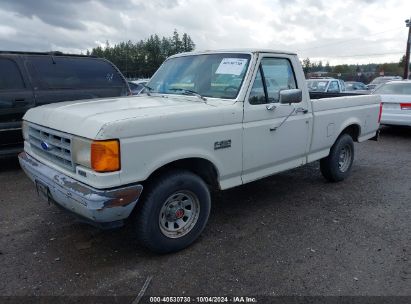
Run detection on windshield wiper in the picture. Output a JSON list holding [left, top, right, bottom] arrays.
[[168, 88, 207, 101]]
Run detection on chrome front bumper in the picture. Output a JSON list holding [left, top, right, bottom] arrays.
[[18, 152, 143, 228]]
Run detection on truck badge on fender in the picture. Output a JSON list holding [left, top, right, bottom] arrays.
[[214, 140, 231, 150]]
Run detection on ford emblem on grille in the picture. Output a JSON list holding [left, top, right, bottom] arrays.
[[41, 141, 52, 151]]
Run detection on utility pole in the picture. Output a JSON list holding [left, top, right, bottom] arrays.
[[404, 18, 411, 80]]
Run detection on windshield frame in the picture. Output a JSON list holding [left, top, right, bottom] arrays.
[[146, 52, 254, 101]]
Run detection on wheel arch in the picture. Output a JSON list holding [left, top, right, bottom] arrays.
[[337, 123, 361, 142], [143, 157, 220, 190]]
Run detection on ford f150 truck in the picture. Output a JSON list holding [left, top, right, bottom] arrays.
[[19, 49, 381, 253]]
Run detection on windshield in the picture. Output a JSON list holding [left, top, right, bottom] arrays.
[[147, 53, 251, 99], [373, 82, 411, 95], [306, 80, 329, 92]]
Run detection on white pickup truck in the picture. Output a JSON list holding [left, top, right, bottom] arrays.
[[19, 49, 381, 253]]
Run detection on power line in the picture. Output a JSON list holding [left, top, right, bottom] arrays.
[[297, 26, 403, 52]]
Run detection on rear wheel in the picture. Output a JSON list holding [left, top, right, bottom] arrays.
[[135, 170, 211, 253], [320, 134, 354, 182]]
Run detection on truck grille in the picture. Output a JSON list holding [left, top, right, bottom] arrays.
[[28, 124, 75, 171]]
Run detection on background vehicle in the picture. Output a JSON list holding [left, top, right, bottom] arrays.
[[366, 76, 402, 91], [0, 51, 130, 157], [306, 78, 346, 93], [345, 81, 369, 93], [128, 79, 150, 95], [19, 49, 381, 253], [306, 78, 358, 99], [372, 80, 411, 126]]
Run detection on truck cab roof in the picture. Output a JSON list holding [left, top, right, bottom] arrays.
[[168, 49, 298, 59]]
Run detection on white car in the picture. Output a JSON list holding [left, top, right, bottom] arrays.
[[366, 76, 402, 91], [306, 78, 346, 93], [19, 49, 381, 253], [372, 80, 411, 126]]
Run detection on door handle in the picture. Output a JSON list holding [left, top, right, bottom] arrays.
[[266, 104, 277, 111], [295, 107, 308, 114]]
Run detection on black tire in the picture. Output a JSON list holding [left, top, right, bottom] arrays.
[[320, 134, 354, 182], [135, 170, 211, 253]]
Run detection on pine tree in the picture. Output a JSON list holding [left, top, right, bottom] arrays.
[[90, 30, 196, 78], [182, 33, 195, 52], [171, 29, 183, 53], [302, 58, 311, 74]]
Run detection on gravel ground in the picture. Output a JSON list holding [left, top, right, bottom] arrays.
[[0, 126, 410, 299]]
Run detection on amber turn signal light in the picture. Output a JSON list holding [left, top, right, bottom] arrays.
[[91, 140, 120, 172]]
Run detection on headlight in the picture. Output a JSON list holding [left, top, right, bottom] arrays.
[[72, 137, 92, 168], [73, 138, 121, 172], [22, 121, 29, 141]]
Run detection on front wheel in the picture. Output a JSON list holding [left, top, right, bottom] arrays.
[[135, 170, 211, 253], [320, 134, 354, 182]]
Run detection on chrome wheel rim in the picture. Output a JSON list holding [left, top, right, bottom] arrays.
[[159, 191, 200, 238], [338, 145, 352, 172]]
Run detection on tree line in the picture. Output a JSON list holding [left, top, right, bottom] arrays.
[[302, 55, 409, 83], [89, 30, 407, 83], [89, 30, 195, 78]]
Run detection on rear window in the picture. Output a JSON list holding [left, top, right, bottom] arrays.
[[28, 56, 124, 89], [370, 77, 401, 85], [0, 58, 25, 90], [307, 80, 329, 92], [374, 82, 411, 95]]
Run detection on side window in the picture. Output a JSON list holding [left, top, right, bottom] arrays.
[[249, 58, 297, 105], [261, 58, 297, 103], [328, 81, 339, 92], [66, 58, 124, 87], [28, 56, 124, 89], [0, 58, 25, 90], [248, 67, 266, 105]]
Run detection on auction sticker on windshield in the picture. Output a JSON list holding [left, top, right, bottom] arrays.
[[215, 58, 248, 75]]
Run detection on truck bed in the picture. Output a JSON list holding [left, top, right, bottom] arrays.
[[307, 94, 380, 162]]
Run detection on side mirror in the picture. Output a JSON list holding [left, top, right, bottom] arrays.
[[279, 89, 302, 104]]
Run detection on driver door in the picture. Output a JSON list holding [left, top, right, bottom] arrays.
[[242, 55, 312, 183]]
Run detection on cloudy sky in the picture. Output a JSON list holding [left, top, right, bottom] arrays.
[[0, 0, 410, 65]]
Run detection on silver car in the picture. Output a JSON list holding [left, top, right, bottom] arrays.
[[373, 81, 411, 126]]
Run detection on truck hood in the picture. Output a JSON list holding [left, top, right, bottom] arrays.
[[24, 95, 241, 139]]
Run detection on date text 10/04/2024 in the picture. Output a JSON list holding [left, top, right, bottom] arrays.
[[149, 296, 257, 303]]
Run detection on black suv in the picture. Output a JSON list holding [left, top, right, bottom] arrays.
[[0, 51, 130, 157]]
